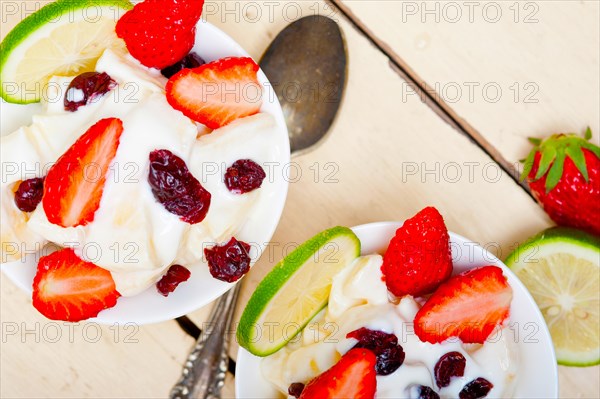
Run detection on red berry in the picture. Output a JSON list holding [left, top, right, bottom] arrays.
[[225, 159, 266, 194], [459, 378, 494, 399], [43, 118, 123, 227], [417, 386, 440, 399], [382, 207, 453, 297], [156, 264, 191, 297], [288, 383, 305, 398], [300, 348, 376, 399], [14, 177, 44, 212], [434, 351, 466, 388], [523, 131, 600, 236], [64, 72, 116, 112], [346, 327, 405, 375], [32, 248, 120, 322], [204, 238, 251, 282], [161, 52, 205, 78], [414, 266, 512, 344], [166, 57, 262, 129], [115, 0, 205, 69], [148, 149, 211, 224]]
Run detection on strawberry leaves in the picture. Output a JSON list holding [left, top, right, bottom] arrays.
[[565, 145, 588, 182], [545, 148, 565, 193], [521, 129, 600, 192]]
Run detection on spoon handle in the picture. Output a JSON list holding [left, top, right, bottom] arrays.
[[170, 283, 241, 399]]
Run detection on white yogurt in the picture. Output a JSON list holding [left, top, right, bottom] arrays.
[[261, 255, 519, 398], [0, 49, 279, 296]]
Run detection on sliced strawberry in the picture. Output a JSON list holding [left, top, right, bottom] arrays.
[[115, 0, 204, 69], [42, 118, 123, 228], [32, 248, 120, 322], [414, 266, 513, 344], [299, 348, 377, 399], [166, 57, 263, 129], [381, 207, 453, 297]]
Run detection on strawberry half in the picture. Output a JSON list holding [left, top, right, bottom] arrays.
[[381, 207, 453, 297], [43, 118, 123, 227], [166, 57, 263, 129], [116, 0, 205, 69], [414, 266, 513, 344], [522, 128, 600, 236], [299, 348, 377, 399], [33, 248, 120, 322]]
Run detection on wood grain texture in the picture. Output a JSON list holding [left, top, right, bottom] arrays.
[[334, 0, 600, 165], [0, 275, 195, 398], [1, 0, 595, 398]]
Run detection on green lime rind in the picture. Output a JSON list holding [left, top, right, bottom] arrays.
[[557, 355, 600, 367], [505, 226, 600, 367], [0, 0, 133, 104], [237, 226, 360, 357], [505, 226, 600, 269]]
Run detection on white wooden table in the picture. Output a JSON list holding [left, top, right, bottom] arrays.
[[1, 1, 598, 397]]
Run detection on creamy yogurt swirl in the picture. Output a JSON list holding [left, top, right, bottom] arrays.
[[1, 49, 280, 296], [261, 254, 519, 398]]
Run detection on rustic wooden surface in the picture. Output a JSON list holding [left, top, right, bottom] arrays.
[[1, 1, 598, 398]]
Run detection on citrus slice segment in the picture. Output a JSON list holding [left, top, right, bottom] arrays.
[[237, 226, 361, 356], [505, 227, 600, 366], [0, 0, 132, 104]]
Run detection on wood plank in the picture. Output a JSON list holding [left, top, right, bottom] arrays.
[[333, 0, 600, 165], [0, 275, 195, 398], [1, 1, 577, 397]]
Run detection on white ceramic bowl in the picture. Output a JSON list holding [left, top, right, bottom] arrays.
[[235, 222, 558, 398], [0, 20, 290, 324]]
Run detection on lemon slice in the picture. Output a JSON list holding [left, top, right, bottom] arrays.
[[0, 0, 133, 104], [505, 227, 600, 366], [237, 226, 361, 356]]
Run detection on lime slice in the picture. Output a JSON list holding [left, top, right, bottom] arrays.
[[0, 0, 133, 104], [237, 226, 361, 356], [505, 227, 600, 366]]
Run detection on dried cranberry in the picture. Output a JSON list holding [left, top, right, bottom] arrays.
[[459, 378, 494, 399], [148, 149, 211, 224], [156, 264, 191, 297], [435, 351, 466, 388], [64, 72, 116, 112], [14, 177, 45, 212], [346, 327, 405, 375], [224, 159, 266, 194], [417, 386, 440, 399], [204, 238, 251, 282], [161, 52, 206, 78], [288, 382, 305, 398]]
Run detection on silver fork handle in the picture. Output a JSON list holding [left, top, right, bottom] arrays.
[[170, 283, 241, 399]]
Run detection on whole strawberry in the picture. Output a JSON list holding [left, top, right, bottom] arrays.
[[116, 0, 204, 69], [522, 128, 600, 236], [382, 207, 453, 297]]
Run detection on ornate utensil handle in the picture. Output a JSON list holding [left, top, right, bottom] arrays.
[[170, 284, 241, 399]]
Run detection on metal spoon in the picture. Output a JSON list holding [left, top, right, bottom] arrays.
[[170, 15, 347, 399]]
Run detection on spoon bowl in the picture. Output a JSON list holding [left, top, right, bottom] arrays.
[[261, 15, 347, 154]]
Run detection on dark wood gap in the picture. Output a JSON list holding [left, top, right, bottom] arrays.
[[175, 316, 201, 339], [327, 0, 534, 198], [175, 316, 237, 376]]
